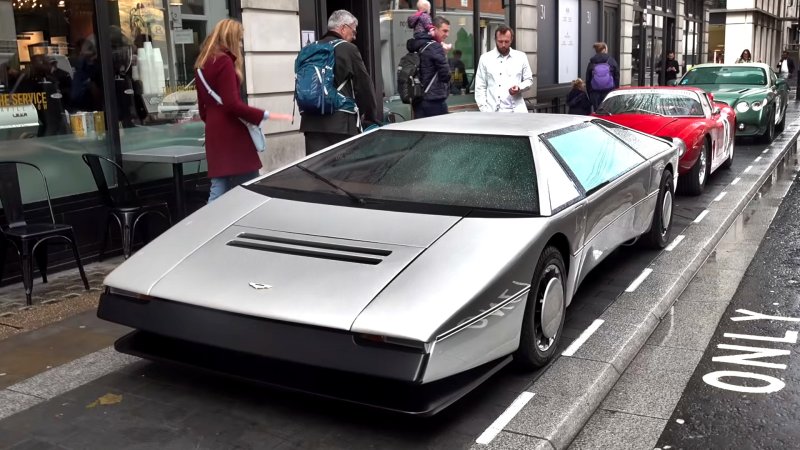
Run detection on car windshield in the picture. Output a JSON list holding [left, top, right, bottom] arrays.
[[597, 91, 704, 117], [679, 66, 767, 86], [249, 130, 539, 214]]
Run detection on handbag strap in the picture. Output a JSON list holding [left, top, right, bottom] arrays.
[[196, 69, 223, 105]]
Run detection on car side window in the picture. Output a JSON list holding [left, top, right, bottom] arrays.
[[543, 123, 646, 194], [770, 69, 778, 85], [697, 92, 712, 117]]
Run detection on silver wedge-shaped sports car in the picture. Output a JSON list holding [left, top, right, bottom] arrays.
[[98, 113, 681, 415]]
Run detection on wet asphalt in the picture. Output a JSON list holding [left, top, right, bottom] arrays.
[[0, 132, 792, 449], [656, 163, 800, 449]]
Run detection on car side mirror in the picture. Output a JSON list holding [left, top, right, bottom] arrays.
[[712, 107, 721, 116], [666, 79, 678, 86]]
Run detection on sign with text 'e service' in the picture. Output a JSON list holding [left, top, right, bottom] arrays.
[[558, 0, 580, 84]]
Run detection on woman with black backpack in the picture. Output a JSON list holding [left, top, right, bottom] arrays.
[[585, 42, 620, 111]]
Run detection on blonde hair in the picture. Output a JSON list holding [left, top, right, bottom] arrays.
[[195, 19, 244, 83], [572, 78, 586, 90], [593, 42, 608, 53]]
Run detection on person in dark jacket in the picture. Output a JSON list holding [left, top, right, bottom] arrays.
[[585, 42, 620, 111], [409, 16, 452, 119], [657, 51, 680, 85], [195, 19, 292, 203], [566, 78, 592, 115], [299, 10, 380, 156], [777, 50, 795, 80]]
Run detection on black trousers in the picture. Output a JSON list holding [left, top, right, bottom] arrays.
[[304, 132, 351, 156]]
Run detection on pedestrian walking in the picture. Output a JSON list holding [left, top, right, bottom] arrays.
[[298, 10, 380, 156], [409, 16, 452, 118], [585, 42, 619, 111], [195, 18, 292, 203], [474, 25, 533, 113], [777, 51, 795, 80], [735, 49, 752, 64], [566, 78, 592, 115]]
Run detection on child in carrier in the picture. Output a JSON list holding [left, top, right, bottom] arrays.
[[567, 79, 592, 115], [407, 0, 452, 52]]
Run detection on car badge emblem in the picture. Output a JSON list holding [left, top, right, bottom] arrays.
[[249, 282, 272, 290]]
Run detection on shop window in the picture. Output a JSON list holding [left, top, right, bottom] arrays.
[[106, 0, 230, 183], [0, 0, 111, 201], [378, 0, 512, 120]]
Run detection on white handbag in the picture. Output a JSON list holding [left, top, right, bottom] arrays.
[[196, 69, 266, 152]]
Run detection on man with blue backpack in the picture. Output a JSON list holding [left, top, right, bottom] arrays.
[[585, 42, 620, 112], [296, 10, 379, 156]]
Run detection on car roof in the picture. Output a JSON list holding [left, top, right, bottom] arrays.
[[689, 62, 772, 70], [615, 86, 706, 93], [382, 112, 589, 136]]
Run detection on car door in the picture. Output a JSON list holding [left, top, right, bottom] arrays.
[[542, 122, 649, 285], [699, 91, 728, 169]]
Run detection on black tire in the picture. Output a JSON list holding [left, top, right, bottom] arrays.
[[679, 139, 709, 196], [761, 109, 776, 144], [515, 246, 566, 370], [642, 169, 674, 249], [776, 105, 786, 134], [722, 136, 734, 170]]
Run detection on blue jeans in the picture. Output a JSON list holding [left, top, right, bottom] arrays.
[[208, 171, 260, 203]]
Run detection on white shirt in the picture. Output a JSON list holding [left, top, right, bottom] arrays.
[[474, 48, 533, 113], [781, 59, 790, 74]]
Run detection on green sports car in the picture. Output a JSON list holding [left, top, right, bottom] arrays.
[[675, 63, 788, 142]]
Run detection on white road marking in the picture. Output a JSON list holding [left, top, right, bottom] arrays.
[[743, 165, 753, 173], [626, 268, 654, 292], [475, 392, 535, 444], [754, 156, 762, 162], [714, 191, 728, 202], [731, 177, 742, 185], [665, 235, 685, 251], [694, 210, 710, 223], [762, 149, 770, 154], [562, 319, 605, 356]]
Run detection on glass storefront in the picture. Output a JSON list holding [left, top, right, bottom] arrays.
[[631, 0, 676, 86], [0, 0, 232, 202], [0, 0, 110, 201]]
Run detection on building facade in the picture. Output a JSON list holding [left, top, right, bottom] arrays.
[[0, 0, 796, 284]]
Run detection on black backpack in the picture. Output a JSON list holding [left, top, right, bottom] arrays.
[[397, 41, 435, 104]]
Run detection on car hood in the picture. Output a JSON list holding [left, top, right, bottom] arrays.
[[599, 115, 679, 136], [707, 86, 769, 105], [104, 188, 461, 331]]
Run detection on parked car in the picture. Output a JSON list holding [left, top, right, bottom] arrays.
[[97, 113, 681, 416], [674, 63, 788, 143], [593, 86, 735, 195]]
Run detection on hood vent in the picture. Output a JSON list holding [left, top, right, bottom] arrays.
[[227, 233, 391, 265]]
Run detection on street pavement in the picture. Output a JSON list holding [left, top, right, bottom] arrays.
[[1, 103, 800, 449], [656, 153, 800, 449]]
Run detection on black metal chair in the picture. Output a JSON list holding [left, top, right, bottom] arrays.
[[81, 154, 172, 260], [0, 161, 90, 305]]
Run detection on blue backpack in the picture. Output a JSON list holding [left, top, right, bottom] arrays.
[[294, 39, 356, 115], [591, 62, 615, 91]]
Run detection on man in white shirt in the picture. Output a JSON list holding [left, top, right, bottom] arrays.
[[777, 51, 795, 81], [474, 26, 533, 113]]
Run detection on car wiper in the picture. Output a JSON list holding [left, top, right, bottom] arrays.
[[295, 164, 365, 205]]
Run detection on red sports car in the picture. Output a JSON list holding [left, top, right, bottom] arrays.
[[593, 86, 735, 195]]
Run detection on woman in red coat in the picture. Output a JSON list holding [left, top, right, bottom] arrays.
[[195, 19, 291, 203]]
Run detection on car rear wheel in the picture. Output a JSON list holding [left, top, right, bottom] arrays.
[[722, 137, 734, 169], [642, 169, 674, 249], [680, 140, 708, 196], [515, 246, 566, 370], [761, 110, 776, 143]]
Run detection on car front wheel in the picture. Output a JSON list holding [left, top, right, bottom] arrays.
[[515, 246, 566, 370], [762, 110, 776, 143], [680, 140, 708, 196], [642, 169, 674, 249]]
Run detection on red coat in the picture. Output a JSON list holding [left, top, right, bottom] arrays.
[[197, 50, 264, 178]]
